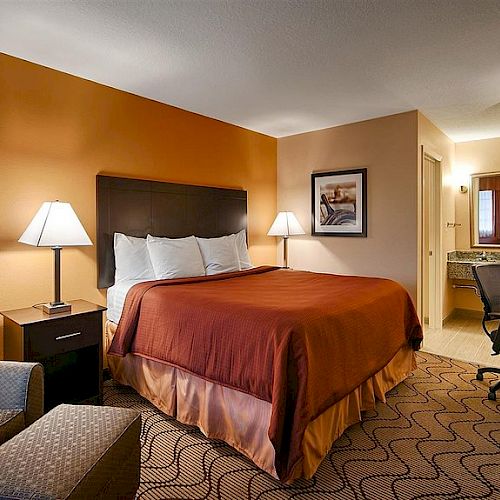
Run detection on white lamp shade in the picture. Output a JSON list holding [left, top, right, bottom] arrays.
[[19, 201, 92, 247], [267, 211, 305, 237]]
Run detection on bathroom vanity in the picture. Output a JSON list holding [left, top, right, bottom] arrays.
[[447, 250, 500, 281]]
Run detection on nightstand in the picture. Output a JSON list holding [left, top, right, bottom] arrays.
[[1, 300, 106, 410]]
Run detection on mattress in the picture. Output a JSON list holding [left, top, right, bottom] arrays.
[[106, 279, 153, 323]]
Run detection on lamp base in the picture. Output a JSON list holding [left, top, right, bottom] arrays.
[[42, 302, 72, 315]]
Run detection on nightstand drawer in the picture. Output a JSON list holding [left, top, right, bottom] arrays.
[[26, 313, 100, 359]]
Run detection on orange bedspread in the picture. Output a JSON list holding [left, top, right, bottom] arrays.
[[108, 266, 422, 481]]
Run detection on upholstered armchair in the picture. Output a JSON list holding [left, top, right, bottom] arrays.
[[0, 361, 44, 445]]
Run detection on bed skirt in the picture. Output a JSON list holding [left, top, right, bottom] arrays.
[[106, 321, 416, 481]]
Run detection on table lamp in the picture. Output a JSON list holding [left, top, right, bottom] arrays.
[[18, 201, 92, 314], [267, 211, 305, 268]]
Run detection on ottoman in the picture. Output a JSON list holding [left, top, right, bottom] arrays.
[[0, 404, 141, 499]]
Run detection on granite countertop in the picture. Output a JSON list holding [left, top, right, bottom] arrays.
[[447, 251, 500, 280]]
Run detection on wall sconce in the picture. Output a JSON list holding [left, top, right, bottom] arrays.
[[460, 185, 468, 194]]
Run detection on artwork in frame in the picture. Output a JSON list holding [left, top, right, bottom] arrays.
[[311, 168, 367, 237]]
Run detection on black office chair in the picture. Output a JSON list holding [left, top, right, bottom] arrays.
[[472, 264, 500, 401]]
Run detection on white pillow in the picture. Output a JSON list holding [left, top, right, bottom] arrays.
[[196, 235, 241, 275], [147, 235, 205, 279], [233, 229, 253, 270], [114, 233, 155, 282]]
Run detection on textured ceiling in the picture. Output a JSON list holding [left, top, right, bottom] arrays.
[[0, 0, 499, 141]]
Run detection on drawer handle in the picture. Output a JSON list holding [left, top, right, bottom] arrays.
[[55, 332, 82, 341]]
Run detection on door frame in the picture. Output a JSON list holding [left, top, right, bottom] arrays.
[[418, 146, 443, 327]]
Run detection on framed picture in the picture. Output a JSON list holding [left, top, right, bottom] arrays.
[[311, 168, 367, 237]]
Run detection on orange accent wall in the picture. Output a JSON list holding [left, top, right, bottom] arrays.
[[0, 54, 277, 357]]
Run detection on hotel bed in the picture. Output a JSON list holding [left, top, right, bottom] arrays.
[[98, 175, 422, 483]]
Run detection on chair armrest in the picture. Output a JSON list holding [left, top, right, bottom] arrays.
[[0, 361, 44, 425]]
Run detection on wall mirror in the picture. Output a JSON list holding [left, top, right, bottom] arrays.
[[470, 171, 500, 247]]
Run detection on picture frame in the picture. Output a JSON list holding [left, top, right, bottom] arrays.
[[311, 168, 367, 237]]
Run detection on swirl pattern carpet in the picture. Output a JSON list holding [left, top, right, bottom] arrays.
[[104, 352, 500, 499]]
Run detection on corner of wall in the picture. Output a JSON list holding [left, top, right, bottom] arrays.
[[417, 111, 457, 320]]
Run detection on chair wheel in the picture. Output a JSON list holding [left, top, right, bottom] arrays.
[[476, 373, 484, 381], [487, 392, 496, 401]]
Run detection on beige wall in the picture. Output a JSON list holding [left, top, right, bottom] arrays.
[[0, 54, 277, 358], [277, 111, 419, 300], [417, 113, 456, 320], [455, 137, 500, 249], [453, 137, 500, 311]]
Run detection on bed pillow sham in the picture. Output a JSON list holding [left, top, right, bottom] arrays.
[[196, 235, 241, 275], [147, 235, 205, 279], [114, 233, 155, 282], [233, 229, 253, 269]]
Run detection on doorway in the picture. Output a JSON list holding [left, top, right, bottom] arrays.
[[421, 150, 443, 328]]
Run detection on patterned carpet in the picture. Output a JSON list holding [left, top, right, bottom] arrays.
[[104, 352, 500, 499]]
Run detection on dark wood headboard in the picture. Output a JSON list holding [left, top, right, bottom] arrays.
[[96, 175, 247, 288]]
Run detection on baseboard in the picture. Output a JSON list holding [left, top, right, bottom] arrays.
[[442, 311, 454, 325], [447, 308, 484, 320]]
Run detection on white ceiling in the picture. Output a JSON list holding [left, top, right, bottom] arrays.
[[1, 0, 499, 141]]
